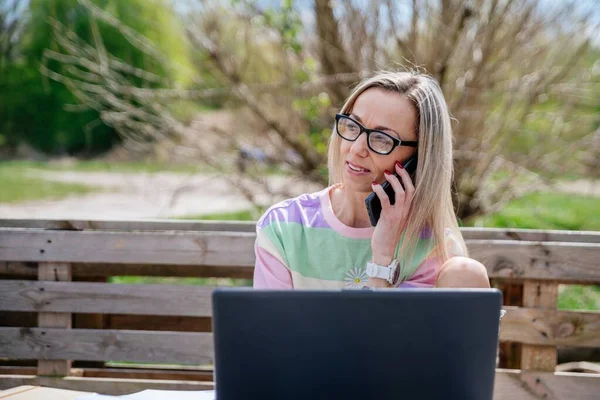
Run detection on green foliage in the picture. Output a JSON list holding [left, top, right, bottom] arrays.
[[0, 161, 98, 203], [466, 191, 600, 231], [559, 285, 600, 311], [261, 0, 303, 55], [1, 0, 190, 155]]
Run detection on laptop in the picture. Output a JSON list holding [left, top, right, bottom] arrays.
[[212, 289, 502, 400]]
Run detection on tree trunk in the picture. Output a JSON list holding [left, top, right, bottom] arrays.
[[314, 0, 356, 107]]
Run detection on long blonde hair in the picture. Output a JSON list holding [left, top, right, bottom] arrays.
[[327, 70, 466, 262]]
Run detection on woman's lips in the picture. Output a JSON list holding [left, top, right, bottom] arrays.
[[346, 161, 371, 175]]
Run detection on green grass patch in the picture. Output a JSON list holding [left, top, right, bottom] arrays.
[[0, 162, 99, 203], [176, 208, 261, 221], [559, 285, 600, 311], [466, 191, 600, 231], [109, 276, 251, 287]]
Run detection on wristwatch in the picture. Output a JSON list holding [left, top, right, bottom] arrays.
[[366, 259, 401, 286]]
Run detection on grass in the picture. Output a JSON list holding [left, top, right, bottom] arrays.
[[109, 276, 252, 287], [465, 191, 600, 231], [0, 162, 98, 203], [559, 285, 600, 311], [176, 208, 262, 221]]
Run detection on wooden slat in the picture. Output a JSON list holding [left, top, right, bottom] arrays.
[[0, 219, 255, 232], [81, 367, 214, 381], [2, 230, 600, 282], [3, 219, 599, 243], [37, 263, 72, 377], [500, 307, 600, 347], [2, 263, 254, 279], [0, 375, 214, 395], [1, 370, 599, 398], [461, 228, 600, 243], [467, 240, 600, 283], [0, 328, 213, 365], [494, 369, 600, 400], [0, 262, 254, 279], [0, 366, 214, 382], [0, 281, 213, 317], [0, 229, 256, 266], [521, 281, 558, 372]]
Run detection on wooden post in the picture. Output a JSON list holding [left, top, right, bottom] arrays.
[[520, 280, 558, 372], [496, 282, 523, 369], [38, 262, 72, 376]]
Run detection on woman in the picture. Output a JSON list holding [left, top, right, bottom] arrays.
[[253, 70, 490, 289]]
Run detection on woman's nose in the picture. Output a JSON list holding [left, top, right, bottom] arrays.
[[349, 132, 369, 156]]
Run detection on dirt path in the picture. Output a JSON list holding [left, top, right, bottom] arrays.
[[0, 170, 320, 220], [553, 179, 600, 198]]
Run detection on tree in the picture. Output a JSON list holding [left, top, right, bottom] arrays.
[[45, 0, 600, 219], [3, 0, 189, 155], [0, 0, 28, 150]]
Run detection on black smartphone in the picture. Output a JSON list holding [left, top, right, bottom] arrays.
[[365, 155, 418, 227]]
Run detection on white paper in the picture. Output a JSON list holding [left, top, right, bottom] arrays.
[[76, 389, 216, 400]]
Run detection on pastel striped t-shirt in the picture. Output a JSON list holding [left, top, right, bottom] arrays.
[[253, 186, 464, 289]]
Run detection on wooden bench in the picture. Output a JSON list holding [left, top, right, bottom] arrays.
[[1, 219, 599, 398]]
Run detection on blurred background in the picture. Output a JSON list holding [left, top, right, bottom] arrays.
[[0, 0, 599, 306]]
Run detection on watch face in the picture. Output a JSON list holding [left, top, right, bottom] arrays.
[[392, 264, 401, 285]]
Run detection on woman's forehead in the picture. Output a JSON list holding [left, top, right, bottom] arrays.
[[351, 88, 417, 137]]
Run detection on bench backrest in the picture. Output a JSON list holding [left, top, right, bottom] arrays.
[[1, 219, 599, 397]]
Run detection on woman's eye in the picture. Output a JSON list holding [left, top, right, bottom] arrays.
[[371, 133, 392, 145], [346, 124, 359, 132]]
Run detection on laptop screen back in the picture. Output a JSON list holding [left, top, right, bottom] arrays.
[[213, 289, 502, 400]]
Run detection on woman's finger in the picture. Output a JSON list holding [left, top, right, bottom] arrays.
[[384, 170, 405, 205], [395, 162, 415, 198], [371, 181, 391, 210]]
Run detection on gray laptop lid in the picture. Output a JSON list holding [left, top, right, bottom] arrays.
[[212, 289, 502, 400]]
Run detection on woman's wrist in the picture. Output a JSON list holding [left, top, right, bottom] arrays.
[[371, 253, 394, 266], [367, 254, 395, 288]]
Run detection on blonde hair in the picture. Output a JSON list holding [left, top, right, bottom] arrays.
[[327, 70, 467, 263]]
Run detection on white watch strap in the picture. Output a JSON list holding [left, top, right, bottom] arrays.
[[366, 262, 391, 281]]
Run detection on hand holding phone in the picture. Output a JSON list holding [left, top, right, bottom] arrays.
[[365, 155, 417, 227]]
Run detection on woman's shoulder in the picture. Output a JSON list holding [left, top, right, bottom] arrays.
[[256, 187, 330, 230]]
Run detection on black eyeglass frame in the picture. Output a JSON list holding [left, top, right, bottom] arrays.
[[335, 113, 418, 155]]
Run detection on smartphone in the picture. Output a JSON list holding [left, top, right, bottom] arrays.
[[365, 155, 418, 227]]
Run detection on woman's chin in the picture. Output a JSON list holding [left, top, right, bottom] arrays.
[[341, 179, 374, 195]]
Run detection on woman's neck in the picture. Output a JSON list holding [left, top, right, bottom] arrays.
[[330, 184, 373, 228]]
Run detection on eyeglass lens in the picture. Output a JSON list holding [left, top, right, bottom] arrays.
[[337, 116, 395, 154]]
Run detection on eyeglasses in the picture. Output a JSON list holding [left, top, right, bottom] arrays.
[[334, 114, 418, 155]]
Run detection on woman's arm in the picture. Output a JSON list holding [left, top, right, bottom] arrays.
[[253, 242, 293, 289]]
